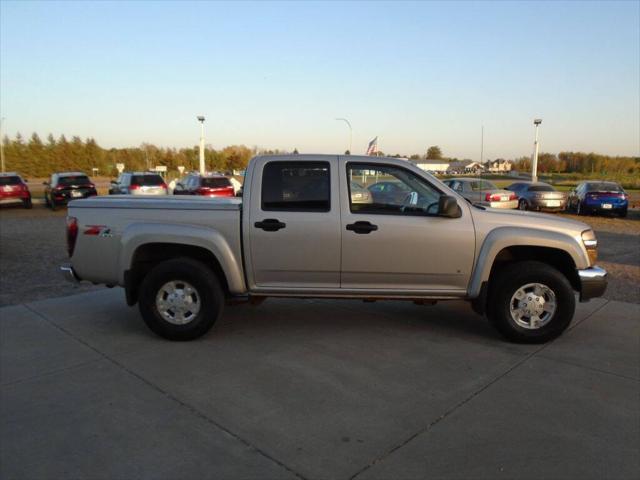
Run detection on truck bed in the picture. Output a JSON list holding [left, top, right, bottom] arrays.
[[68, 195, 244, 288]]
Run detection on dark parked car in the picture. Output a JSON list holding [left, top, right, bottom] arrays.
[[0, 172, 32, 209], [506, 182, 567, 212], [44, 172, 97, 210], [173, 173, 235, 197], [567, 181, 628, 217], [367, 181, 411, 205], [109, 172, 168, 196]]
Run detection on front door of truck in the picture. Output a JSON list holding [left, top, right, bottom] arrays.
[[340, 160, 475, 293], [247, 157, 341, 289]]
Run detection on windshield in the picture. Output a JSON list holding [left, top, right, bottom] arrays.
[[202, 177, 231, 188], [58, 175, 90, 186], [0, 176, 22, 186], [131, 175, 164, 186]]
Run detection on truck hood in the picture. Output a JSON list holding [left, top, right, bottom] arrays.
[[470, 205, 591, 238]]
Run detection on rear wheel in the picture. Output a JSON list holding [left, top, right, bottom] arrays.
[[487, 261, 575, 343], [576, 201, 585, 215], [23, 197, 32, 209], [138, 257, 224, 341], [49, 195, 57, 211], [518, 199, 527, 211]]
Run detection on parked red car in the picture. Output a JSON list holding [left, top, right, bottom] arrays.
[[0, 172, 32, 209], [173, 173, 235, 197]]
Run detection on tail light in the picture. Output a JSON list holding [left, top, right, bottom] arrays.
[[509, 193, 517, 201], [66, 216, 78, 257], [160, 183, 168, 190], [485, 193, 501, 202], [129, 184, 140, 190], [88, 183, 95, 189]]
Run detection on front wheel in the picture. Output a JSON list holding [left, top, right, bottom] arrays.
[[487, 261, 575, 343], [138, 257, 224, 340]]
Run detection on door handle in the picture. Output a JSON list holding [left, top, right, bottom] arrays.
[[346, 221, 378, 234], [255, 219, 286, 232]]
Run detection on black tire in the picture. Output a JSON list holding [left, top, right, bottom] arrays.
[[48, 194, 57, 211], [44, 194, 50, 207], [23, 197, 33, 209], [619, 209, 628, 218], [487, 261, 576, 344], [576, 201, 585, 215], [138, 257, 224, 341], [518, 199, 527, 211]]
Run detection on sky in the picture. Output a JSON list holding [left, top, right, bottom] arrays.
[[1, 0, 639, 160]]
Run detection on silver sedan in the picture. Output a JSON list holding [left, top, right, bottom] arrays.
[[444, 178, 518, 209]]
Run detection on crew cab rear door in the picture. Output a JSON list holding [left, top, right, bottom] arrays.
[[339, 158, 475, 293], [246, 156, 341, 289]]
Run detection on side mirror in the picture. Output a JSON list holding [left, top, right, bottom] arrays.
[[438, 195, 461, 218]]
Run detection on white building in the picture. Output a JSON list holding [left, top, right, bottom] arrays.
[[409, 159, 450, 173]]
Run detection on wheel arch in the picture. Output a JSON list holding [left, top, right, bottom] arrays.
[[468, 227, 588, 299]]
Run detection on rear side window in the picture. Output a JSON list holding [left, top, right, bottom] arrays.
[[58, 176, 90, 186], [262, 161, 330, 212], [0, 176, 21, 186], [202, 177, 232, 188], [132, 175, 164, 186]]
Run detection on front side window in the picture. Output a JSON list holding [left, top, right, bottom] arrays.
[[347, 163, 442, 215], [262, 161, 330, 212]]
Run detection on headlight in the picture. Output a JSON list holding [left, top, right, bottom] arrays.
[[581, 229, 598, 265]]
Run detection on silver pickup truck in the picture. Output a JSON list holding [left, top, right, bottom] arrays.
[[61, 155, 607, 343]]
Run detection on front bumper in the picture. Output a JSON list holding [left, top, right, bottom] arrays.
[[60, 264, 81, 283], [578, 266, 607, 301]]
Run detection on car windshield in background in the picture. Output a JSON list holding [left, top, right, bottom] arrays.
[[528, 185, 555, 192], [132, 175, 164, 186], [202, 177, 231, 188], [58, 176, 90, 186], [0, 176, 21, 185], [586, 182, 623, 192]]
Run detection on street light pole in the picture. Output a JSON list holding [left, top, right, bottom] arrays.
[[335, 118, 352, 154], [532, 118, 542, 182], [197, 116, 206, 174]]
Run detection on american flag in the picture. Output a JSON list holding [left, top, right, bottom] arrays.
[[366, 137, 378, 156]]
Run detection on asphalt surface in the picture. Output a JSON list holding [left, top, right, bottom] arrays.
[[1, 290, 638, 479]]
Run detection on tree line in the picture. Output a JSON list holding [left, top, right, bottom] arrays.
[[1, 133, 260, 178], [2, 133, 638, 179], [512, 152, 639, 176]]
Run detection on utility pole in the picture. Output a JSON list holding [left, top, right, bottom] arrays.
[[335, 118, 352, 154], [532, 119, 542, 182], [0, 117, 5, 173], [480, 125, 484, 165], [197, 116, 206, 174]]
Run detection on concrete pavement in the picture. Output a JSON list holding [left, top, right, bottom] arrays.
[[1, 289, 638, 479]]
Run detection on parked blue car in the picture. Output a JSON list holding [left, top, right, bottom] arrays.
[[567, 181, 628, 217]]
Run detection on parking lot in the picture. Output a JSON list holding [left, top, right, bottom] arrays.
[[1, 203, 639, 479]]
